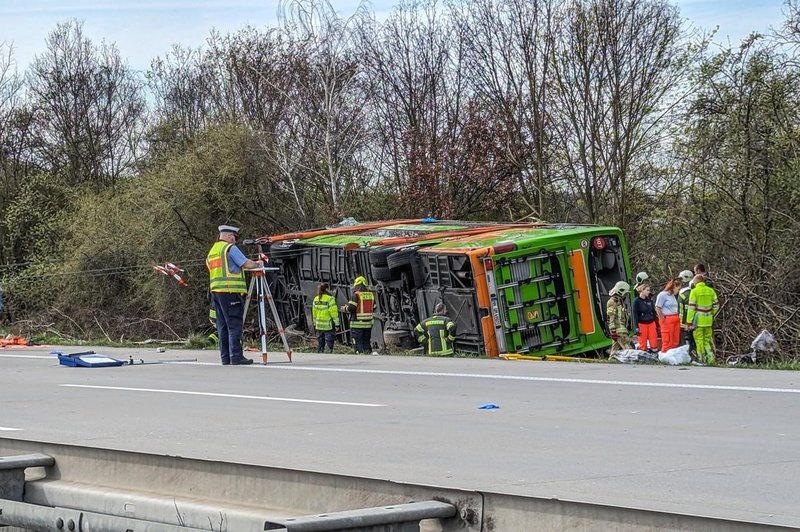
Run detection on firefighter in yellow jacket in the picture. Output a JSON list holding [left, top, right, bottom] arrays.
[[341, 276, 375, 353], [606, 281, 632, 356], [312, 283, 339, 353], [686, 275, 720, 364], [415, 303, 457, 356]]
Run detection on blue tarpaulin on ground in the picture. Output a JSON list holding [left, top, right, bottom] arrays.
[[52, 351, 125, 368]]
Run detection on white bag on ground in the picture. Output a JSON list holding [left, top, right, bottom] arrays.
[[751, 330, 777, 355], [659, 344, 691, 365]]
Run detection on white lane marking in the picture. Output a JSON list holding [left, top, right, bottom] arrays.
[[60, 384, 384, 407], [0, 354, 53, 359], [0, 427, 23, 431], [188, 363, 800, 395], [6, 353, 795, 395]]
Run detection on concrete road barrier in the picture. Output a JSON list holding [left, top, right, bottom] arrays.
[[0, 438, 794, 531]]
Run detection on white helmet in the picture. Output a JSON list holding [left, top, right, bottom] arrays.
[[678, 270, 693, 283], [610, 281, 630, 296], [635, 271, 649, 283]]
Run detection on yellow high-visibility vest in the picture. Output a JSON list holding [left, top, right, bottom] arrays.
[[206, 241, 247, 294]]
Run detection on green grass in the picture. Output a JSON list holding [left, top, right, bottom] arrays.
[[723, 359, 800, 371], [30, 332, 141, 348]]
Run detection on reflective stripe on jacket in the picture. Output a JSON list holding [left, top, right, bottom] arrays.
[[348, 289, 374, 329], [312, 293, 339, 331], [678, 286, 692, 324], [686, 282, 719, 327], [606, 295, 628, 335], [415, 315, 457, 356], [206, 241, 247, 294]]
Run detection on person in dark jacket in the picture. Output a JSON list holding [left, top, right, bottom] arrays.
[[633, 284, 659, 352], [341, 276, 374, 353], [415, 303, 457, 356]]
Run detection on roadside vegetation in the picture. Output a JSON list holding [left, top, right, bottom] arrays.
[[0, 0, 798, 362]]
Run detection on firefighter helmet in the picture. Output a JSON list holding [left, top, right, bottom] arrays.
[[610, 281, 630, 296]]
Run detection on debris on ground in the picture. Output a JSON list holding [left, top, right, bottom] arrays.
[[0, 335, 32, 347], [728, 329, 778, 365], [658, 345, 691, 366], [613, 349, 658, 364]]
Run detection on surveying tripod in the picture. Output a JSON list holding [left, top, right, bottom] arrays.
[[242, 266, 293, 364]]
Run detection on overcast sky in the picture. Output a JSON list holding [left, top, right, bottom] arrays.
[[0, 0, 790, 72]]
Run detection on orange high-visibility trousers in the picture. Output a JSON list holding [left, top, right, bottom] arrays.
[[659, 314, 681, 351], [637, 321, 659, 351]]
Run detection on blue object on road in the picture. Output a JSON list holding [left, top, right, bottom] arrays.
[[421, 217, 438, 223], [478, 403, 500, 409], [53, 350, 125, 368]]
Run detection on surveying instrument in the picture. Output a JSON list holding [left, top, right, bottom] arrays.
[[242, 262, 293, 364]]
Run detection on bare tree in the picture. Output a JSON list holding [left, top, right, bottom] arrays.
[[273, 0, 370, 217], [456, 0, 560, 219], [359, 0, 472, 216], [147, 44, 210, 151], [0, 43, 36, 264], [0, 42, 25, 197], [27, 20, 146, 187], [550, 0, 689, 232]]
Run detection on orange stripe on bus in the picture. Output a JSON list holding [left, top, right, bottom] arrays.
[[569, 249, 595, 336], [467, 248, 499, 358]]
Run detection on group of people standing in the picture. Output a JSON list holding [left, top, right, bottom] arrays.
[[313, 279, 456, 356], [606, 264, 720, 364], [310, 276, 375, 354], [207, 223, 457, 365]]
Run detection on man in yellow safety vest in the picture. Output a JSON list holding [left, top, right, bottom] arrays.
[[206, 224, 263, 365]]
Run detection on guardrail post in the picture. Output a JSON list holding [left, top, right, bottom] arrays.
[[0, 454, 54, 502]]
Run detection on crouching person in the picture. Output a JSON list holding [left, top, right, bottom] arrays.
[[415, 303, 457, 356], [607, 281, 633, 357]]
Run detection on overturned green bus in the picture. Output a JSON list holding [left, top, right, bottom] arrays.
[[255, 219, 630, 357]]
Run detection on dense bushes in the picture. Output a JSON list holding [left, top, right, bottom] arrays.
[[0, 1, 798, 358]]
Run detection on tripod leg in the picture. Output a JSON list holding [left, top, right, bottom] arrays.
[[256, 275, 269, 364], [264, 277, 292, 362], [242, 276, 256, 325]]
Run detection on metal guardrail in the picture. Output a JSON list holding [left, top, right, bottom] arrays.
[[0, 498, 210, 531], [0, 438, 795, 532], [263, 501, 457, 531]]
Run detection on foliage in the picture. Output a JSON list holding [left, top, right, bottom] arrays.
[[0, 0, 797, 359], [26, 20, 145, 187], [675, 39, 800, 358]]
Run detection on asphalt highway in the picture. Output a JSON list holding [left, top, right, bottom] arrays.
[[1, 346, 798, 527]]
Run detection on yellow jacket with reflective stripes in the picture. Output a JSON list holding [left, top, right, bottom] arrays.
[[606, 295, 628, 334], [312, 293, 339, 331], [686, 282, 719, 327], [206, 241, 247, 294], [415, 315, 457, 356]]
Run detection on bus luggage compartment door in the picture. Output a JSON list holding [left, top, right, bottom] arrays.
[[491, 249, 579, 354]]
